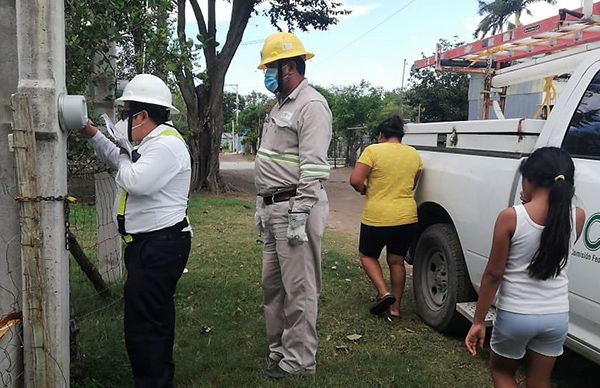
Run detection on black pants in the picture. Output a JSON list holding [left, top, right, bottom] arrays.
[[124, 232, 191, 388]]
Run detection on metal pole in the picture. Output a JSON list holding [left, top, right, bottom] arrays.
[[15, 1, 70, 386], [225, 83, 239, 153], [401, 59, 407, 90], [231, 119, 235, 152]]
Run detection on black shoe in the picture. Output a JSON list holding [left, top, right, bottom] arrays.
[[265, 365, 291, 379], [370, 294, 396, 315]]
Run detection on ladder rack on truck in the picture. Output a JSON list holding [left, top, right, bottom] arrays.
[[414, 1, 600, 119], [415, 2, 600, 72]]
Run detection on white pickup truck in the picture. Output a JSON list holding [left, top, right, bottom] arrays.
[[403, 55, 600, 364]]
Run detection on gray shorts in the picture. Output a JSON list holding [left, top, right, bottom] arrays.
[[490, 309, 569, 359]]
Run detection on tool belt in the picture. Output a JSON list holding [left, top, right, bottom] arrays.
[[126, 218, 190, 243], [260, 188, 297, 206]]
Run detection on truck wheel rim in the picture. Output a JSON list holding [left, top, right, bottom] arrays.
[[424, 250, 449, 309]]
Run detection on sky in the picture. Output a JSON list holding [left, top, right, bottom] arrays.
[[186, 0, 584, 95]]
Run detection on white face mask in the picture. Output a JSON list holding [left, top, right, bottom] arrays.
[[115, 116, 143, 142]]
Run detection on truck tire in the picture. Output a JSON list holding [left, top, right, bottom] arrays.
[[413, 224, 475, 334]]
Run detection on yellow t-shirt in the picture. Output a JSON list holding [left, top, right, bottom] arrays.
[[357, 143, 423, 227]]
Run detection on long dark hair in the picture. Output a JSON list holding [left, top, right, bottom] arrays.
[[377, 115, 405, 140], [519, 147, 575, 280]]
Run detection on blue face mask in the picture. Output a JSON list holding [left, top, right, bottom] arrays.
[[264, 68, 278, 93]]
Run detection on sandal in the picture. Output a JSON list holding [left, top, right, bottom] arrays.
[[370, 293, 396, 315]]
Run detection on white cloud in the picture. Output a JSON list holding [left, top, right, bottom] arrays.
[[519, 0, 583, 24], [339, 3, 380, 20]]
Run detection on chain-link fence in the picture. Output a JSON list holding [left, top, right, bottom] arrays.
[[0, 315, 23, 388]]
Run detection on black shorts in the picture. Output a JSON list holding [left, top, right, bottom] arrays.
[[359, 223, 418, 259]]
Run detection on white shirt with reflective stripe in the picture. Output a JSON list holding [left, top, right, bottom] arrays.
[[89, 123, 191, 234]]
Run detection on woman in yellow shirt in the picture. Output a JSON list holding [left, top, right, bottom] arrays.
[[350, 115, 423, 320]]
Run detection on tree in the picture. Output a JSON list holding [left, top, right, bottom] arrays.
[[238, 92, 273, 154], [65, 0, 174, 94], [174, 0, 350, 192], [65, 0, 177, 174], [475, 0, 557, 38], [327, 81, 384, 165], [405, 39, 469, 123]]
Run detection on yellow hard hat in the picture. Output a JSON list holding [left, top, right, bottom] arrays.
[[257, 32, 314, 70]]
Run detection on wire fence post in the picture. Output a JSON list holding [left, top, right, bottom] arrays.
[[10, 93, 49, 387]]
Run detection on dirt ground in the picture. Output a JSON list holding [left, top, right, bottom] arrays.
[[220, 153, 364, 238]]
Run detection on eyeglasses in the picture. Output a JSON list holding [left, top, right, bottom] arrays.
[[117, 109, 143, 121]]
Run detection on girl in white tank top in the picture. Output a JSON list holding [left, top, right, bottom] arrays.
[[464, 147, 585, 388]]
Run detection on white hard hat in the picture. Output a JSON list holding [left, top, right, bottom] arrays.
[[116, 74, 180, 114]]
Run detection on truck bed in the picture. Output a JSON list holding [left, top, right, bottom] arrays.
[[404, 118, 545, 154]]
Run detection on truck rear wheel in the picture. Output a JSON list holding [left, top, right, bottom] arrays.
[[413, 224, 475, 334]]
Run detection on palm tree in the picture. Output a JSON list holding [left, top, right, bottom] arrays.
[[474, 0, 557, 38]]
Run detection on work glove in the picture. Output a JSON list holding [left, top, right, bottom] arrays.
[[255, 197, 266, 236], [287, 212, 309, 245]]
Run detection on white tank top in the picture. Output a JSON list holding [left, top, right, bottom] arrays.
[[496, 204, 576, 314]]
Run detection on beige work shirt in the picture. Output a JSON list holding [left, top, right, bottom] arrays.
[[255, 79, 332, 213]]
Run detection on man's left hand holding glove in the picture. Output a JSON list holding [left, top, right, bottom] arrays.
[[287, 212, 309, 245]]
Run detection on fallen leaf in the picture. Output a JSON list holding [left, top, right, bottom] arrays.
[[345, 278, 351, 282], [326, 335, 332, 342], [346, 334, 362, 341], [404, 328, 415, 333], [335, 345, 348, 352], [331, 266, 337, 270]]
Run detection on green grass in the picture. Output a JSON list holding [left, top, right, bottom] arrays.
[[72, 195, 600, 387]]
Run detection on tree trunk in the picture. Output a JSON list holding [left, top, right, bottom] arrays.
[[177, 0, 255, 192], [196, 70, 226, 193]]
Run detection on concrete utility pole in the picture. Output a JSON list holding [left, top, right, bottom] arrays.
[[225, 83, 239, 153], [15, 1, 70, 386], [0, 1, 22, 317], [401, 59, 407, 90]]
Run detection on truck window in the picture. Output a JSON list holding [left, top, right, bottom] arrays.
[[563, 70, 600, 159]]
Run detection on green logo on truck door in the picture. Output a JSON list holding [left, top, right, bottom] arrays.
[[584, 213, 600, 251]]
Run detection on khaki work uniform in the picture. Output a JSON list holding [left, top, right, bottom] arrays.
[[255, 79, 332, 374]]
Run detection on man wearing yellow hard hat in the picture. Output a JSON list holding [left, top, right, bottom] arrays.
[[254, 32, 332, 379]]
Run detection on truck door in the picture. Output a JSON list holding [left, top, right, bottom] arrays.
[[559, 67, 600, 360]]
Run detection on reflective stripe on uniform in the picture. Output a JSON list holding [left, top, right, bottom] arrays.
[[118, 128, 186, 243], [117, 190, 132, 242], [257, 148, 300, 167], [300, 163, 330, 179], [157, 129, 184, 141]]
